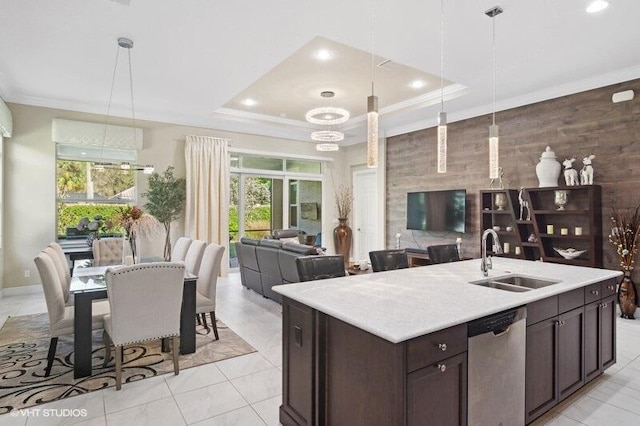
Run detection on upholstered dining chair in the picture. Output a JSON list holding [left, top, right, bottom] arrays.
[[427, 244, 461, 264], [195, 243, 225, 340], [92, 238, 124, 266], [369, 249, 409, 272], [44, 244, 72, 305], [171, 237, 193, 262], [296, 255, 346, 282], [34, 251, 110, 377], [184, 239, 207, 275], [102, 262, 185, 390]]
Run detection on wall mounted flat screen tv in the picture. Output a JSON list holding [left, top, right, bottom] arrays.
[[406, 189, 466, 233]]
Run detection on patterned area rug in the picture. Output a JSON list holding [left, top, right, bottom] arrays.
[[0, 313, 255, 413]]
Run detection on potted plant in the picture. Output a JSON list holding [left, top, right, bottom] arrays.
[[143, 166, 187, 261], [333, 184, 353, 265], [609, 203, 640, 319]]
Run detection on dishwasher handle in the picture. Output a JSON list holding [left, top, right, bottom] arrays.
[[468, 306, 526, 338]]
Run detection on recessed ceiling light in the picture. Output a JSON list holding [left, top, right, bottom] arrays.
[[242, 98, 257, 107], [586, 0, 609, 13], [314, 49, 333, 61], [410, 80, 427, 89]]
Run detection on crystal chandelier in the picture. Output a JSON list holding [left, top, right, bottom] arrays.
[[306, 91, 349, 151]]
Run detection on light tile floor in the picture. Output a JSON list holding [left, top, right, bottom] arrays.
[[1, 272, 640, 425]]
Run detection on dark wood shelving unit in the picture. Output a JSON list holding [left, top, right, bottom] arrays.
[[480, 189, 540, 260], [481, 186, 602, 267]]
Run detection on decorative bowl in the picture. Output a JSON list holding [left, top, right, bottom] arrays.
[[553, 247, 586, 260]]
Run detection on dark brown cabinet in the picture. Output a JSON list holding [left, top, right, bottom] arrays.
[[585, 289, 617, 383], [525, 278, 617, 424], [407, 352, 467, 426], [280, 297, 467, 426], [280, 298, 316, 426]]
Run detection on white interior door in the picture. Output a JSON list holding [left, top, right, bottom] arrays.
[[353, 169, 378, 263]]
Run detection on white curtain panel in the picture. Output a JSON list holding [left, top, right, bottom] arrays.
[[185, 135, 230, 276]]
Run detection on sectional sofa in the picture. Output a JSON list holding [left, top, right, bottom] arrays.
[[235, 237, 318, 303]]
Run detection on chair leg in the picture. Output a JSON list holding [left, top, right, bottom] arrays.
[[102, 331, 111, 368], [196, 315, 202, 326], [45, 337, 58, 377], [172, 335, 180, 376], [115, 346, 122, 390], [200, 313, 209, 331], [210, 311, 219, 340]]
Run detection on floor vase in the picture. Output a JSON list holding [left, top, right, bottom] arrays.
[[333, 218, 352, 265], [619, 271, 637, 319]]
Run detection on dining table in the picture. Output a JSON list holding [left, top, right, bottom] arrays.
[[70, 263, 197, 379]]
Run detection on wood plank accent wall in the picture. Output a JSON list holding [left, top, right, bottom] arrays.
[[386, 79, 640, 276]]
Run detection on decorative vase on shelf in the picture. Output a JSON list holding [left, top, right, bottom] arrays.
[[554, 190, 569, 210], [535, 146, 561, 188], [494, 193, 508, 210], [333, 218, 352, 265], [619, 271, 637, 319]]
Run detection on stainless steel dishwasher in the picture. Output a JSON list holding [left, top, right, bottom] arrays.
[[467, 306, 527, 426]]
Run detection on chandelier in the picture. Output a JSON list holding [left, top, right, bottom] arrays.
[[306, 91, 349, 151]]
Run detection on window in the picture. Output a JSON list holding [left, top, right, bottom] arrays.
[[56, 145, 137, 240], [228, 152, 324, 268]]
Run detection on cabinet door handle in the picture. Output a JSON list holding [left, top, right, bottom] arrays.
[[603, 302, 608, 308], [592, 290, 599, 296], [558, 320, 566, 327], [607, 285, 615, 291], [438, 343, 447, 352], [294, 326, 303, 347], [437, 363, 447, 372]]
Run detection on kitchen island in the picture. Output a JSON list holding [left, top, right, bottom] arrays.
[[274, 258, 622, 426]]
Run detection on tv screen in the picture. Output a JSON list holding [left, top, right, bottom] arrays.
[[406, 189, 466, 233]]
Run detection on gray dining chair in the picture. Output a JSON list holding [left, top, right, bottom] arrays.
[[184, 239, 207, 275], [102, 262, 185, 390], [171, 237, 193, 262], [34, 251, 110, 376], [195, 243, 225, 340]]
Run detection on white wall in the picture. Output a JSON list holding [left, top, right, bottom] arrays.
[[4, 103, 348, 288]]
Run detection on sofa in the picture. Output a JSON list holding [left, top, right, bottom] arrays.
[[235, 237, 318, 303]]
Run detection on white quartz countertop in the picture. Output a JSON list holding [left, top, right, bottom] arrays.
[[273, 258, 622, 343]]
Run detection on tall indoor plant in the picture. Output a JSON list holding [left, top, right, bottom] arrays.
[[143, 166, 186, 260], [609, 203, 640, 319], [334, 184, 353, 265]]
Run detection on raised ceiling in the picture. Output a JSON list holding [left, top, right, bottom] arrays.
[[0, 0, 638, 146]]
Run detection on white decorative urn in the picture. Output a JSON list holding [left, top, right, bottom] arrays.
[[535, 146, 561, 187]]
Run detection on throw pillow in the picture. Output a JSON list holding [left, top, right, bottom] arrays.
[[280, 236, 300, 245]]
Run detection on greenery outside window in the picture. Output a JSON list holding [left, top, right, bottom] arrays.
[[56, 145, 137, 240]]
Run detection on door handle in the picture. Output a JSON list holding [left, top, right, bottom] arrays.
[[294, 326, 303, 347]]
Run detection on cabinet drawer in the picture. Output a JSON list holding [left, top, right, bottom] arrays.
[[601, 278, 617, 298], [527, 295, 558, 325], [585, 282, 603, 304], [559, 288, 584, 314], [407, 324, 467, 373]]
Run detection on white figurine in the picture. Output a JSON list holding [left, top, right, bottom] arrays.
[[518, 187, 531, 221], [580, 154, 595, 185], [562, 158, 579, 186]]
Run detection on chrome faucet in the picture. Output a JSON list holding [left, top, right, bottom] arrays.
[[481, 229, 503, 277]]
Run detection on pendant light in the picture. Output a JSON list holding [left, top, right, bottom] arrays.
[[437, 0, 447, 173], [366, 0, 379, 168], [97, 38, 154, 174], [486, 6, 502, 180]]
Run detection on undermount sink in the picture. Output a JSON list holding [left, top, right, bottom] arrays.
[[469, 274, 561, 292]]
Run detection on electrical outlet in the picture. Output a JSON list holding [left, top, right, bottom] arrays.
[[24, 270, 30, 278]]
